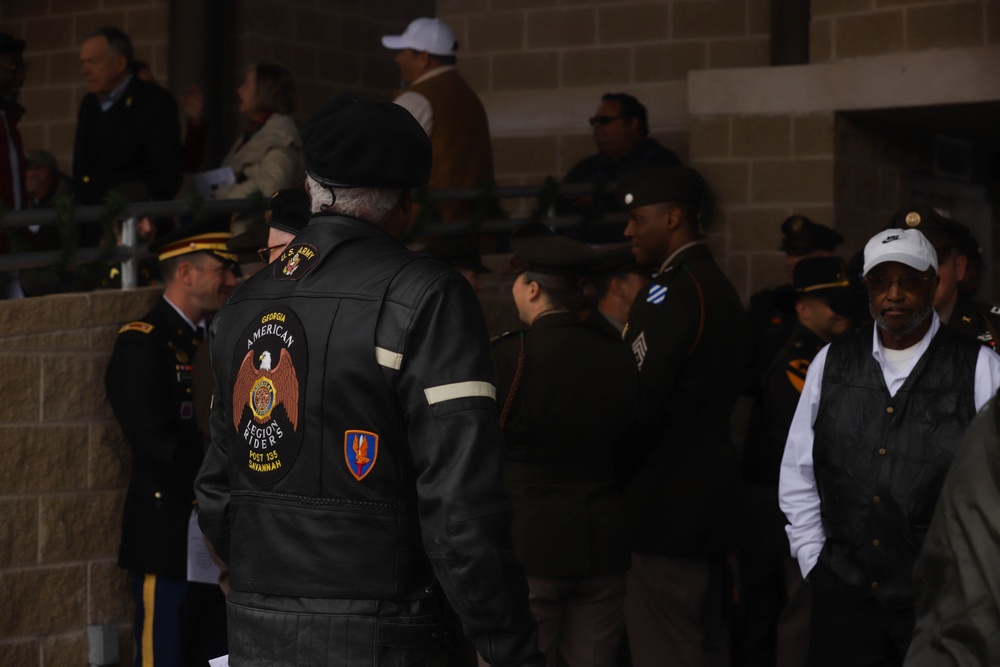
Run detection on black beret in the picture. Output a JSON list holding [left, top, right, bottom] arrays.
[[884, 207, 969, 250], [776, 256, 866, 319], [302, 94, 431, 189], [779, 215, 843, 255], [589, 243, 643, 281], [149, 216, 236, 264], [0, 34, 25, 57], [616, 165, 706, 211], [269, 188, 310, 234], [507, 223, 596, 276]]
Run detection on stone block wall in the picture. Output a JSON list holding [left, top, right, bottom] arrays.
[[0, 287, 160, 665], [689, 112, 837, 297], [812, 0, 1000, 62], [0, 0, 171, 178], [437, 0, 772, 214]]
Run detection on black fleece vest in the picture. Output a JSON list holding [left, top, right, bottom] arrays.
[[814, 323, 978, 609]]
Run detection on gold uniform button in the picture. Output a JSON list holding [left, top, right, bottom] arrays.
[[879, 448, 887, 455], [872, 581, 879, 590], [82, 175, 90, 183], [154, 492, 162, 499], [886, 406, 894, 414], [873, 539, 880, 547], [873, 496, 881, 504], [186, 387, 193, 394]]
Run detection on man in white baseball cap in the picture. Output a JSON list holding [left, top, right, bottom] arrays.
[[779, 227, 1000, 666], [381, 17, 494, 223]]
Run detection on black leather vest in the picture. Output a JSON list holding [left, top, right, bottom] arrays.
[[814, 323, 978, 609]]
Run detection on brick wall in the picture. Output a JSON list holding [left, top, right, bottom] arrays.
[[0, 0, 171, 179], [0, 287, 160, 665], [812, 0, 1000, 62]]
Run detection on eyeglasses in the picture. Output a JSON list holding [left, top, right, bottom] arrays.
[[863, 273, 934, 293], [257, 244, 285, 263], [588, 115, 622, 127]]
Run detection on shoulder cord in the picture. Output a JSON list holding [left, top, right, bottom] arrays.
[[681, 264, 706, 359], [498, 332, 525, 431]]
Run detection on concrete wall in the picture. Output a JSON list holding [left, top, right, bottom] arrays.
[[0, 287, 160, 664]]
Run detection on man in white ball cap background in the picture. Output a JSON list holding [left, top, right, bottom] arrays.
[[382, 17, 494, 224], [779, 227, 1000, 666]]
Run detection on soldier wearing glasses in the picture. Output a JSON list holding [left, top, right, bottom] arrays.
[[779, 228, 1000, 667]]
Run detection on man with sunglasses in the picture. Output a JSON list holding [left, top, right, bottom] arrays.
[[779, 228, 1000, 666], [559, 93, 681, 241]]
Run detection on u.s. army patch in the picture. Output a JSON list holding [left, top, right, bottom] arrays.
[[274, 242, 319, 281], [231, 306, 308, 485], [647, 285, 667, 305], [345, 430, 379, 481]]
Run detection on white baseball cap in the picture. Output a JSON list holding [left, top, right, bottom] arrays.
[[863, 228, 938, 276], [381, 18, 457, 57]]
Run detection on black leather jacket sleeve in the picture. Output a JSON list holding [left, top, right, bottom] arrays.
[[388, 267, 543, 666]]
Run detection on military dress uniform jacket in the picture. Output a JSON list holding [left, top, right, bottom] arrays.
[[195, 214, 542, 667], [491, 311, 637, 578], [623, 242, 746, 557], [105, 297, 204, 577], [740, 323, 826, 555], [947, 295, 1000, 350], [73, 75, 182, 207]]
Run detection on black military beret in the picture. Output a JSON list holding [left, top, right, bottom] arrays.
[[419, 236, 490, 274], [269, 188, 310, 235], [0, 34, 25, 57], [302, 94, 431, 189], [884, 207, 969, 250], [776, 256, 866, 320], [589, 243, 643, 281], [507, 223, 596, 276], [616, 165, 706, 211], [779, 215, 843, 256], [149, 216, 236, 264]]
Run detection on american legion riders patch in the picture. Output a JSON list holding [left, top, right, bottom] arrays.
[[345, 430, 379, 481], [231, 306, 308, 484], [274, 242, 320, 281]]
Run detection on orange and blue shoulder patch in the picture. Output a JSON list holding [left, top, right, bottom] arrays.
[[118, 321, 154, 335], [785, 358, 811, 393], [345, 430, 378, 481]]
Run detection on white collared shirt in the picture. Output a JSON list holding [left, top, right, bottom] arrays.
[[392, 65, 456, 137], [163, 295, 206, 334], [100, 74, 133, 113], [778, 311, 1000, 579]]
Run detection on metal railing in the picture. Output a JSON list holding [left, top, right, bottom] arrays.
[[0, 182, 625, 288]]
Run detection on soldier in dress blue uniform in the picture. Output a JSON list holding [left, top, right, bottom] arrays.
[[616, 165, 747, 666], [492, 224, 637, 666], [105, 219, 236, 667]]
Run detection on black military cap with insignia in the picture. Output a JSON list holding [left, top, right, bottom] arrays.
[[302, 94, 431, 190], [226, 225, 269, 267], [779, 215, 844, 256], [884, 206, 970, 251], [589, 243, 643, 281], [616, 165, 706, 212], [269, 188, 311, 235], [507, 222, 597, 275], [149, 215, 237, 264], [776, 255, 866, 319]]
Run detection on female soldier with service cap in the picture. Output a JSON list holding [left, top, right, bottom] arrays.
[[491, 223, 638, 667]]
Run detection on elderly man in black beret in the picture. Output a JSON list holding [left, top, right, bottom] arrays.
[[615, 164, 746, 666], [196, 95, 543, 666]]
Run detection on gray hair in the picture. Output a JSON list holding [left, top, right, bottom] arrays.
[[306, 175, 402, 223]]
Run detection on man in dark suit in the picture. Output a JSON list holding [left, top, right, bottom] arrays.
[[73, 26, 181, 214]]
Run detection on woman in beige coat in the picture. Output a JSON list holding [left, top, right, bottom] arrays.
[[215, 63, 304, 200]]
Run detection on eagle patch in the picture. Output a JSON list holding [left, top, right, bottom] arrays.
[[231, 306, 308, 485], [344, 430, 379, 481], [274, 242, 319, 281]]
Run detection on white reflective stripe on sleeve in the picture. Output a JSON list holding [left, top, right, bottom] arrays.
[[375, 347, 403, 370], [424, 381, 496, 405]]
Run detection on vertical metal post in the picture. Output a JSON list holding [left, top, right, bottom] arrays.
[[120, 216, 138, 289]]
